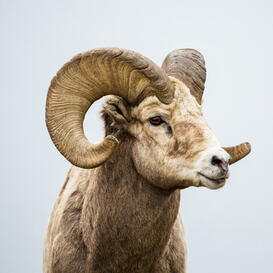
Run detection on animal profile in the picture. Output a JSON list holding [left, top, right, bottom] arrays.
[[44, 48, 251, 273]]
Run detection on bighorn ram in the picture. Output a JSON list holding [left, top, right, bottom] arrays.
[[44, 48, 251, 273]]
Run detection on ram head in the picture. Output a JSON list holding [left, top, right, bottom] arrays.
[[46, 48, 251, 190]]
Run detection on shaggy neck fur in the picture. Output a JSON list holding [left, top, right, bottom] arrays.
[[81, 115, 180, 272]]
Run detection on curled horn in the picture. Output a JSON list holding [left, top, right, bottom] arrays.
[[162, 48, 206, 104], [46, 48, 174, 169], [223, 142, 251, 165]]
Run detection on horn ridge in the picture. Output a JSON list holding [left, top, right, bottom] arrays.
[[162, 48, 206, 104]]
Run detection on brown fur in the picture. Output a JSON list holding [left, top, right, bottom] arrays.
[[168, 122, 205, 159], [43, 112, 186, 272]]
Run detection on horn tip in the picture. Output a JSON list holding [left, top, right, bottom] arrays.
[[243, 141, 251, 154], [106, 135, 120, 145]]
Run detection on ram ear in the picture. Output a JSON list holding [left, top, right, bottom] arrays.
[[102, 95, 131, 124]]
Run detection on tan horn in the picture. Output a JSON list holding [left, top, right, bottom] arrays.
[[223, 142, 251, 165], [162, 48, 206, 104], [46, 48, 174, 169]]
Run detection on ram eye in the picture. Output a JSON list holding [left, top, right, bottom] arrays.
[[149, 116, 164, 126]]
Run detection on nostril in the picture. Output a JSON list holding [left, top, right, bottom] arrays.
[[211, 155, 228, 172], [211, 155, 222, 166]]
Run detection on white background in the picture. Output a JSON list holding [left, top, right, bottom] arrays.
[[1, 0, 272, 272]]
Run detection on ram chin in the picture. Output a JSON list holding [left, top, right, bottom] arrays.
[[198, 174, 227, 190]]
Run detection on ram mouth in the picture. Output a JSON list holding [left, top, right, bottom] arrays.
[[199, 173, 227, 184]]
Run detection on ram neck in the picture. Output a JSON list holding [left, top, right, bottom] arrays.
[[83, 139, 180, 273]]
